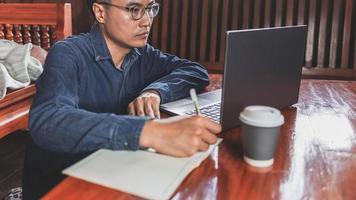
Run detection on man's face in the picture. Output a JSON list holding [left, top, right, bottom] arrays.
[[99, 0, 155, 49]]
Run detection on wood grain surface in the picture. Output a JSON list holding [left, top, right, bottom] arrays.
[[44, 75, 356, 200]]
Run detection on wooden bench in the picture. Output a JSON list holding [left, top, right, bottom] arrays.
[[149, 0, 355, 79], [0, 3, 72, 139]]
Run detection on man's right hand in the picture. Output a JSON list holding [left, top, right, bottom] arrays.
[[139, 115, 222, 157]]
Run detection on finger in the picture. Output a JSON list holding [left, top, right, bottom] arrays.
[[199, 130, 218, 145], [200, 117, 222, 134], [190, 116, 221, 134], [155, 145, 191, 157], [198, 141, 210, 152], [134, 99, 145, 116], [127, 103, 135, 115], [143, 101, 155, 118], [151, 101, 161, 119]]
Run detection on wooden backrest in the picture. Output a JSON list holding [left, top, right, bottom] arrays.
[[0, 3, 72, 50], [149, 0, 356, 79]]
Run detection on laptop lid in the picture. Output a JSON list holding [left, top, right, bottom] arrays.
[[161, 25, 307, 130]]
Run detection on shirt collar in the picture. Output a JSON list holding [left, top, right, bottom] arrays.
[[89, 23, 142, 63]]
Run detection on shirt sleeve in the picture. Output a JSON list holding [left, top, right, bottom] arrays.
[[141, 45, 210, 104], [29, 42, 148, 153]]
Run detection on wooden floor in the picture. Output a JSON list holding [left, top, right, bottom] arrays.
[[0, 131, 28, 199]]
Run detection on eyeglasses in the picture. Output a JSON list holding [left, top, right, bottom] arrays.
[[98, 2, 160, 21]]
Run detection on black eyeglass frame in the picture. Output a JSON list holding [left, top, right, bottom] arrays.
[[97, 2, 160, 21]]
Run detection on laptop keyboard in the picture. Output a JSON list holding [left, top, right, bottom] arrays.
[[184, 102, 221, 123]]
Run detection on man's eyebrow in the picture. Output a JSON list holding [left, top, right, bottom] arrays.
[[147, 1, 155, 6], [126, 1, 155, 7], [126, 2, 141, 7]]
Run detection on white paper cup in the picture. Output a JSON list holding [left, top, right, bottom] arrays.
[[239, 106, 284, 167]]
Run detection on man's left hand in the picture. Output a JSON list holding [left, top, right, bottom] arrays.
[[128, 90, 161, 119]]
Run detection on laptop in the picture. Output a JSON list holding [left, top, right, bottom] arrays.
[[160, 25, 308, 131]]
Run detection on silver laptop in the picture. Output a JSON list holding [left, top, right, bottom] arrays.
[[161, 25, 308, 131]]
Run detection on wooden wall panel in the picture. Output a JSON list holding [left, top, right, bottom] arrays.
[[305, 0, 317, 67], [286, 0, 295, 26], [317, 0, 330, 68], [242, 0, 250, 29], [209, 0, 219, 63], [160, 0, 169, 52], [179, 0, 189, 58], [231, 0, 240, 30], [253, 0, 261, 27], [275, 0, 284, 27], [199, 0, 209, 61], [189, 0, 199, 60], [169, 0, 179, 55], [298, 0, 307, 25], [329, 0, 342, 69], [220, 0, 229, 65], [149, 0, 356, 79], [341, 0, 353, 69], [264, 0, 273, 27], [150, 10, 160, 49]]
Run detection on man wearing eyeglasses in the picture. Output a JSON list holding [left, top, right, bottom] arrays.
[[23, 0, 221, 199]]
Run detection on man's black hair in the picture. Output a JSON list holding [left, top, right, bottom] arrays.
[[87, 0, 111, 16], [87, 0, 95, 10]]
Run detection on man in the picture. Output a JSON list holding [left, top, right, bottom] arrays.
[[23, 0, 221, 199]]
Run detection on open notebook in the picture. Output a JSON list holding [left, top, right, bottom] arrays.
[[63, 139, 222, 200]]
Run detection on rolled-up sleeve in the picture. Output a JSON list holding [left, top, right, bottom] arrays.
[[29, 42, 148, 153]]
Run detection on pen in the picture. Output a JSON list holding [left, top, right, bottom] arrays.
[[189, 88, 201, 115]]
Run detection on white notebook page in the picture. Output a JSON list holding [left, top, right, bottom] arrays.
[[63, 139, 222, 200]]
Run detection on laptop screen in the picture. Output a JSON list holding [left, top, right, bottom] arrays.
[[161, 25, 307, 131]]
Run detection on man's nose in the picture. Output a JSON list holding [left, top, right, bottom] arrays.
[[139, 11, 152, 27]]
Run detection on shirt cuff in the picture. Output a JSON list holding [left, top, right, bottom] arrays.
[[111, 115, 149, 151], [142, 82, 172, 104]]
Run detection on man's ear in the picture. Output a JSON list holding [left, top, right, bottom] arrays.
[[92, 3, 106, 23]]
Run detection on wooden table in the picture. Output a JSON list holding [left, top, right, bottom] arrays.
[[43, 77, 356, 200]]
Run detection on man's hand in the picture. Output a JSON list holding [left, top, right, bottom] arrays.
[[139, 115, 222, 157], [128, 90, 161, 119]]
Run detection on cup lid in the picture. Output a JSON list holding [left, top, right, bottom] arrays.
[[239, 105, 284, 128]]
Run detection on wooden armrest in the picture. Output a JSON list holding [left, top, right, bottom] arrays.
[[0, 84, 36, 110], [0, 97, 32, 139], [0, 84, 36, 139]]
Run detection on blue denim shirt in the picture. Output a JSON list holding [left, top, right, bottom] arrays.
[[29, 24, 209, 153]]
